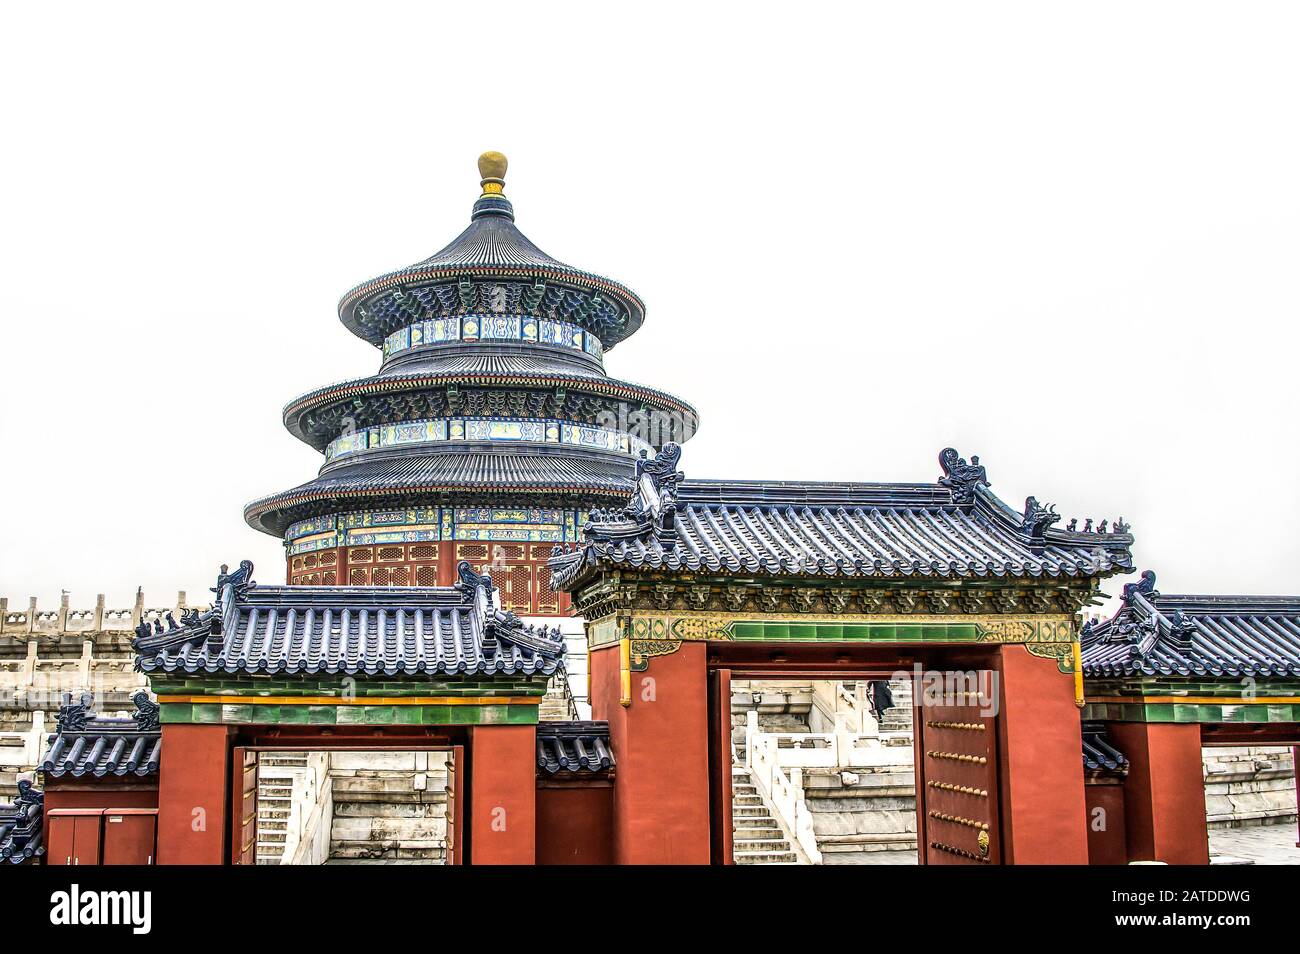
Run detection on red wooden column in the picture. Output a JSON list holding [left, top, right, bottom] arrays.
[[996, 644, 1090, 864], [469, 725, 536, 864], [591, 640, 711, 864], [1108, 721, 1209, 864], [155, 724, 233, 865]]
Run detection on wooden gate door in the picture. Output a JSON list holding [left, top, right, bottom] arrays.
[[445, 744, 465, 865], [230, 747, 258, 865], [708, 668, 734, 865], [914, 672, 1001, 865]]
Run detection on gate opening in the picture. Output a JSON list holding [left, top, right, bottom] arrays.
[[245, 748, 457, 865], [1204, 743, 1298, 865], [727, 677, 919, 865]]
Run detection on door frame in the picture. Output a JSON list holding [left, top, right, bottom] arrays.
[[230, 743, 459, 866], [705, 640, 1002, 866]]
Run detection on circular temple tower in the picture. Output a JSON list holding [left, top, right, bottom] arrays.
[[244, 153, 698, 615]]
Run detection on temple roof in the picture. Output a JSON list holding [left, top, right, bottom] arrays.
[[1082, 572, 1300, 678], [550, 445, 1135, 590], [40, 692, 162, 779], [536, 721, 615, 776], [337, 153, 645, 350], [134, 560, 564, 678], [245, 448, 633, 536], [281, 367, 698, 451], [0, 781, 43, 865]]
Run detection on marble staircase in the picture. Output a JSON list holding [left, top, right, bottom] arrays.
[[731, 766, 799, 865]]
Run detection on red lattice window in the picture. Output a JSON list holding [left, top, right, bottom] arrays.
[[495, 564, 533, 614], [378, 546, 405, 562], [390, 566, 410, 586], [291, 557, 304, 572], [535, 564, 559, 615], [372, 567, 390, 586], [410, 544, 437, 561], [492, 544, 525, 562], [320, 551, 338, 566], [416, 565, 438, 587], [529, 543, 552, 560], [349, 547, 373, 563], [350, 568, 368, 585], [305, 554, 319, 568], [323, 571, 336, 585]]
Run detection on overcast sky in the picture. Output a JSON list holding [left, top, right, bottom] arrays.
[[2, 2, 1297, 612]]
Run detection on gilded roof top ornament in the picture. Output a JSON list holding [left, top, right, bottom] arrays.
[[478, 150, 508, 196]]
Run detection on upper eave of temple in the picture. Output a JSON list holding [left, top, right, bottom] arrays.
[[549, 445, 1136, 591], [282, 367, 700, 451], [1082, 574, 1300, 679], [336, 153, 645, 351]]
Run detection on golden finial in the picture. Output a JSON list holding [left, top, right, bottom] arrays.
[[478, 151, 508, 196]]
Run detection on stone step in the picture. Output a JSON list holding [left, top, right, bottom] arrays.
[[328, 843, 447, 861], [733, 837, 790, 852], [733, 806, 773, 819], [734, 850, 799, 865]]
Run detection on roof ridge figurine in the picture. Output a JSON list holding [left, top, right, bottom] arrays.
[[937, 447, 989, 504]]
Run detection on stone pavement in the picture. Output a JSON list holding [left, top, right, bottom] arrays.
[[1210, 823, 1299, 865]]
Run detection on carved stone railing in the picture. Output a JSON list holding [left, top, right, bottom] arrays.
[[0, 590, 202, 637], [745, 711, 821, 864]]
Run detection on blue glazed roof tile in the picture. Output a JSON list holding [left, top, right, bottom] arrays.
[[550, 446, 1134, 589], [134, 561, 565, 679], [40, 693, 162, 779], [0, 781, 43, 864], [1082, 572, 1300, 679], [536, 722, 615, 776], [1081, 722, 1129, 777]]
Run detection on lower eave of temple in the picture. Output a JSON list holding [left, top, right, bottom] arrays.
[[244, 448, 635, 536]]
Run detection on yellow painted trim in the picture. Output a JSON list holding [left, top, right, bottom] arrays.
[[1072, 640, 1084, 709], [619, 637, 631, 708], [157, 694, 539, 706], [1085, 695, 1300, 705]]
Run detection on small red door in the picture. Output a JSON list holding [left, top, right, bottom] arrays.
[[47, 810, 104, 865], [231, 747, 258, 865], [445, 745, 465, 865], [102, 809, 158, 865]]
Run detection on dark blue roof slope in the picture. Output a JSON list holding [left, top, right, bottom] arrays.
[[550, 445, 1134, 589], [1082, 572, 1300, 678], [0, 781, 44, 864], [40, 692, 162, 779], [1082, 722, 1129, 777], [134, 561, 564, 678], [245, 448, 634, 536], [337, 155, 645, 349], [537, 722, 614, 775]]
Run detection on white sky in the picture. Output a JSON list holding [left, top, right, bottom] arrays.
[[2, 2, 1297, 611]]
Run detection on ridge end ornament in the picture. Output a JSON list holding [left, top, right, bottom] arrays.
[[938, 448, 989, 504]]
